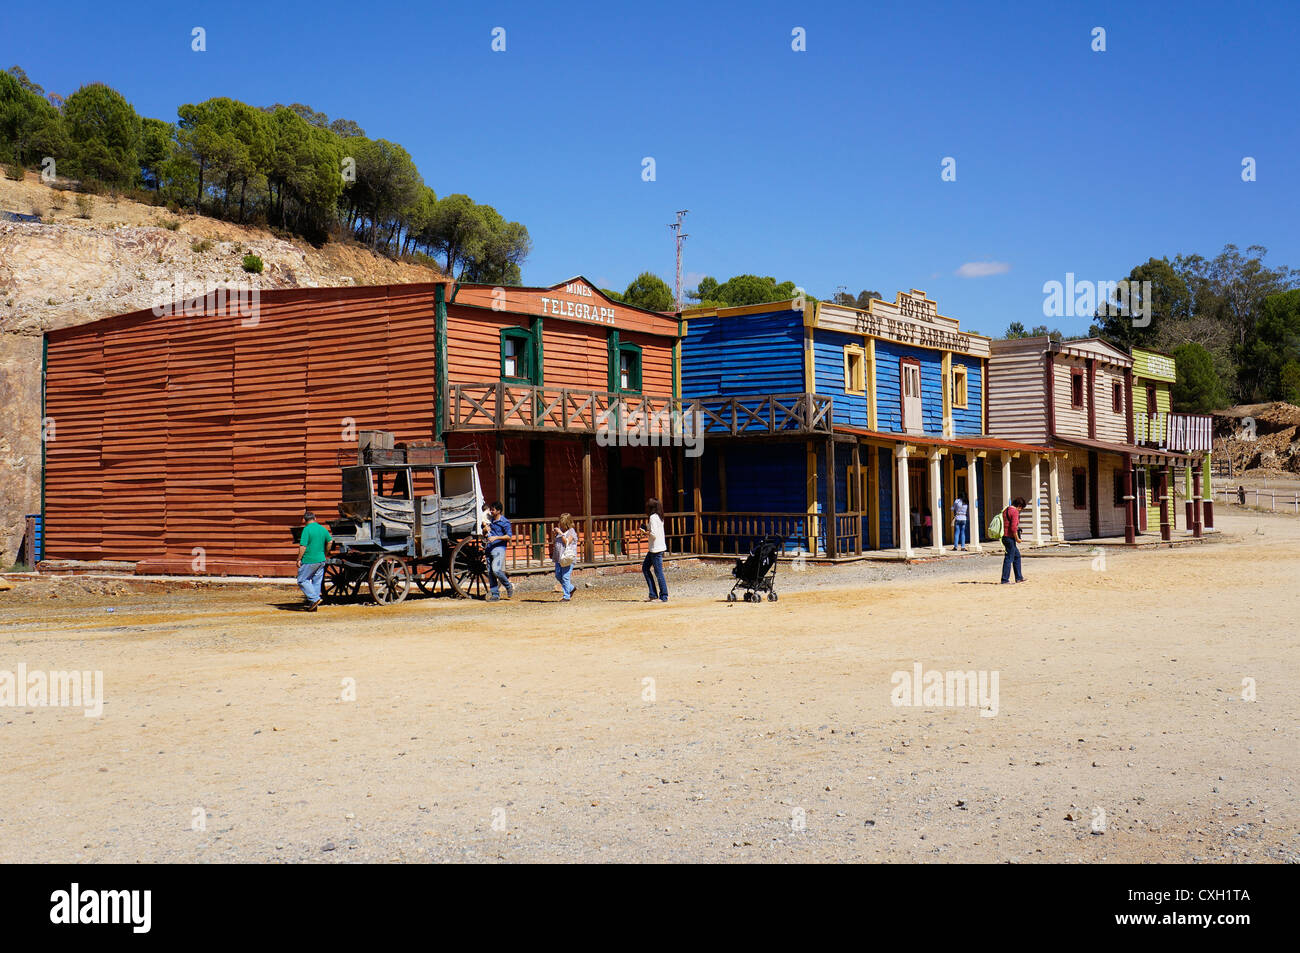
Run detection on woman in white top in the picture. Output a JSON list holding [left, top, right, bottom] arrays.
[[551, 513, 578, 601], [642, 498, 669, 602], [952, 495, 969, 551]]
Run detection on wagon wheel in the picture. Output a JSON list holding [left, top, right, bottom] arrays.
[[413, 552, 452, 596], [322, 562, 360, 602], [449, 537, 491, 600], [368, 555, 411, 605]]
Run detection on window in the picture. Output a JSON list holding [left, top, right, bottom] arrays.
[[1070, 368, 1085, 408], [1113, 472, 1126, 507], [1072, 467, 1088, 509], [1112, 381, 1123, 414], [843, 345, 866, 395], [617, 343, 642, 392], [952, 364, 969, 408], [500, 328, 535, 383]]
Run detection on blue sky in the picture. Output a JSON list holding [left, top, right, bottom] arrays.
[[5, 0, 1298, 336]]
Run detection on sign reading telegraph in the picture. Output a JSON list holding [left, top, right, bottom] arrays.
[[539, 281, 618, 326]]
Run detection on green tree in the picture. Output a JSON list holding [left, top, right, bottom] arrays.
[[1002, 322, 1062, 341], [138, 116, 174, 190], [62, 83, 142, 187], [460, 205, 530, 284], [0, 69, 65, 169], [1238, 289, 1300, 402], [622, 272, 674, 312], [1171, 342, 1229, 411], [1088, 257, 1191, 349]]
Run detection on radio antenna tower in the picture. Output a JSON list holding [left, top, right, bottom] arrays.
[[668, 210, 689, 311]]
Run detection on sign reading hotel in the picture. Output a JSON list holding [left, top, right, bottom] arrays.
[[819, 290, 990, 358]]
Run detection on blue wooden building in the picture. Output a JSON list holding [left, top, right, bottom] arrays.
[[680, 290, 1051, 557]]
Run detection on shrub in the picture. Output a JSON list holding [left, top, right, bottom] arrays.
[[161, 218, 180, 231], [241, 253, 264, 274], [191, 238, 214, 253], [74, 194, 94, 219]]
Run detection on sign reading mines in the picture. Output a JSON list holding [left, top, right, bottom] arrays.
[[540, 282, 618, 326]]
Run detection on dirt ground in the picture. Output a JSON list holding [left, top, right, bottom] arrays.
[[0, 507, 1295, 864]]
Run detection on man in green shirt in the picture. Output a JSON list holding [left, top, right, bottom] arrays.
[[297, 509, 333, 611]]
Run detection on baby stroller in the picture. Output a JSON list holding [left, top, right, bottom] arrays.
[[727, 535, 783, 603]]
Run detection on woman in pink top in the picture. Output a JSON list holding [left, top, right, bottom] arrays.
[[1000, 497, 1026, 584]]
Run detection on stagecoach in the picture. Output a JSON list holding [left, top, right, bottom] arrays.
[[318, 441, 493, 605]]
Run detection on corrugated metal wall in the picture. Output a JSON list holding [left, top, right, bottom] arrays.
[[43, 284, 443, 571]]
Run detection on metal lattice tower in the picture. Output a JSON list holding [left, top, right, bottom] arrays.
[[668, 210, 689, 311]]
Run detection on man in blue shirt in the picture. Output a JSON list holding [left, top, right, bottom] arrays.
[[483, 500, 514, 600]]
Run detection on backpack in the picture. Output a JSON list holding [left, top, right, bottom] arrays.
[[986, 510, 1004, 538]]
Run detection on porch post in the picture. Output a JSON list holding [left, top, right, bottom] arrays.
[[895, 444, 913, 558], [929, 448, 944, 554], [654, 453, 663, 505], [1001, 452, 1012, 512], [826, 437, 838, 558], [495, 432, 506, 508], [1184, 464, 1194, 529], [1123, 454, 1136, 545], [1030, 452, 1043, 547], [1202, 455, 1215, 529], [1048, 454, 1064, 542], [1159, 466, 1171, 542], [968, 452, 983, 552], [692, 452, 703, 555], [1192, 465, 1203, 538], [852, 441, 863, 555], [582, 435, 594, 563]]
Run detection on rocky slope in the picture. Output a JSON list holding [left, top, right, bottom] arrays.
[[0, 171, 442, 565]]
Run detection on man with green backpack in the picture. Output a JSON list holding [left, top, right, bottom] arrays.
[[988, 497, 1026, 584]]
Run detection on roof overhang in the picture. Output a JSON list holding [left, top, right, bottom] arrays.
[[1051, 434, 1200, 466]]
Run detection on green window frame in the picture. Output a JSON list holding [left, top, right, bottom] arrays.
[[617, 342, 642, 393], [500, 327, 537, 384]]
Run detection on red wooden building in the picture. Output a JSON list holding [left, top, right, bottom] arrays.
[[40, 277, 682, 574]]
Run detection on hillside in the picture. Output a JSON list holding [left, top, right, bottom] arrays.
[[0, 171, 444, 565], [1212, 402, 1300, 475]]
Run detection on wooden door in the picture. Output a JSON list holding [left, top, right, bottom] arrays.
[[901, 359, 923, 434]]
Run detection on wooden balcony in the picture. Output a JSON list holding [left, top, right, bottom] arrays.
[[1136, 412, 1213, 453], [445, 382, 833, 437]]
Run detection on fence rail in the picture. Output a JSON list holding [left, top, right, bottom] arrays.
[[1215, 487, 1300, 514]]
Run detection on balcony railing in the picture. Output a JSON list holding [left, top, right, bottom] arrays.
[[1136, 412, 1213, 452], [445, 382, 833, 437]]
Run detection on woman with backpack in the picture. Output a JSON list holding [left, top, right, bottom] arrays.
[[992, 497, 1026, 584], [551, 513, 578, 602]]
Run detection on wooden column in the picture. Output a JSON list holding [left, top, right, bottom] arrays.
[[852, 441, 863, 556], [1184, 464, 1194, 529], [1159, 466, 1171, 542], [581, 435, 594, 563], [495, 432, 506, 507], [806, 440, 818, 555], [1123, 454, 1136, 545], [692, 452, 703, 555], [895, 444, 912, 558], [929, 448, 944, 554], [826, 438, 838, 558], [654, 453, 663, 504], [1030, 453, 1044, 547], [1086, 358, 1097, 439], [1048, 454, 1064, 542], [1000, 452, 1012, 513], [968, 452, 983, 552], [1192, 466, 1203, 537], [1202, 455, 1215, 529]]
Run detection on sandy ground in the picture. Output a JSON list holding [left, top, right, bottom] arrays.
[[0, 508, 1295, 864]]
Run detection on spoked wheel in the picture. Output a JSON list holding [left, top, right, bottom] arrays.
[[413, 553, 452, 596], [368, 554, 411, 605], [767, 591, 778, 602], [322, 562, 361, 602], [449, 537, 491, 600], [726, 591, 737, 602]]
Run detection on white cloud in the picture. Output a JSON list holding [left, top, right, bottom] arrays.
[[955, 261, 1011, 278]]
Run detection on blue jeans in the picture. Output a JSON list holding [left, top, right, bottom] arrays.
[[298, 562, 325, 602], [488, 547, 511, 595], [1000, 536, 1023, 583], [554, 562, 574, 599], [643, 551, 667, 601], [954, 520, 968, 548]]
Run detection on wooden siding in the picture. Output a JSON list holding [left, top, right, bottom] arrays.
[[1053, 357, 1090, 438], [874, 340, 945, 435], [680, 309, 804, 397], [1094, 362, 1129, 443], [950, 356, 983, 435], [812, 329, 870, 426], [987, 338, 1048, 443]]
